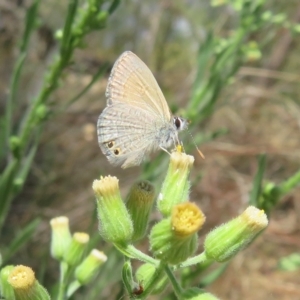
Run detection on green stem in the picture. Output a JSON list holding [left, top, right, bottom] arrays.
[[164, 264, 183, 299], [18, 56, 65, 149], [0, 158, 20, 233], [60, 0, 78, 59], [63, 63, 108, 109], [114, 243, 159, 266], [20, 0, 41, 53], [66, 280, 81, 298], [177, 252, 212, 269], [57, 262, 72, 300], [279, 169, 300, 195], [5, 0, 40, 151], [250, 154, 267, 206], [5, 54, 26, 149], [18, 0, 78, 149]]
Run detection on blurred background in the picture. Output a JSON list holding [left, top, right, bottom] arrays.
[[1, 0, 300, 299]]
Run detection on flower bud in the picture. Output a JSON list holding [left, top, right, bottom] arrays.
[[150, 203, 205, 265], [0, 265, 15, 300], [64, 233, 89, 267], [93, 176, 133, 243], [158, 152, 194, 217], [75, 249, 107, 284], [126, 180, 155, 241], [122, 260, 134, 295], [50, 216, 72, 260], [204, 206, 268, 262], [135, 263, 168, 295], [7, 265, 50, 300], [10, 136, 21, 159]]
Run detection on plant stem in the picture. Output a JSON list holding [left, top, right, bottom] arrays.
[[279, 169, 300, 195], [177, 252, 212, 269], [0, 158, 20, 232], [5, 54, 26, 150], [114, 243, 159, 266], [66, 280, 81, 298], [57, 262, 72, 300], [164, 264, 183, 299]]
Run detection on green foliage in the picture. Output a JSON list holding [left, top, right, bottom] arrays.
[[278, 253, 300, 271], [0, 0, 115, 234]]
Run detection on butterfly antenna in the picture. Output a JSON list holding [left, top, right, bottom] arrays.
[[187, 128, 205, 159]]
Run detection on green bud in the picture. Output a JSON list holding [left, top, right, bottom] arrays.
[[158, 151, 194, 217], [244, 42, 261, 62], [50, 216, 72, 260], [13, 178, 25, 194], [75, 250, 107, 285], [9, 136, 21, 159], [35, 104, 48, 122], [7, 265, 50, 300], [272, 13, 286, 24], [122, 260, 134, 295], [260, 182, 281, 212], [182, 287, 220, 300], [261, 10, 273, 21], [96, 11, 108, 24], [93, 176, 133, 243], [64, 233, 89, 267], [0, 265, 15, 300], [150, 203, 205, 265], [204, 206, 268, 262], [126, 180, 155, 241], [293, 24, 300, 33], [135, 263, 168, 295], [54, 29, 63, 40]]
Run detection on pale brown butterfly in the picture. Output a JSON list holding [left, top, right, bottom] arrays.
[[97, 51, 188, 168]]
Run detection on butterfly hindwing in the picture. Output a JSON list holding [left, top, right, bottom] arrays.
[[97, 103, 160, 168]]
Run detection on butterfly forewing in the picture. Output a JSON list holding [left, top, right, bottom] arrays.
[[106, 51, 171, 120]]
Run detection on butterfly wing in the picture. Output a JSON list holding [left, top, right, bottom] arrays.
[[105, 51, 171, 121], [97, 103, 162, 168]]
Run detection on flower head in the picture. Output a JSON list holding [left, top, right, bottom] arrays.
[[93, 176, 133, 243]]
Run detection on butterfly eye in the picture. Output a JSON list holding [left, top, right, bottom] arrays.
[[114, 148, 121, 155], [174, 117, 181, 129], [107, 141, 114, 148]]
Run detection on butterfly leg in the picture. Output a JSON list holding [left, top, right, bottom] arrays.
[[159, 146, 172, 155]]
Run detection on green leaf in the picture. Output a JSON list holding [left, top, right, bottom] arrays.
[[199, 263, 229, 287], [60, 0, 78, 58], [0, 159, 20, 233], [20, 0, 41, 52], [249, 154, 266, 206], [278, 253, 300, 271], [2, 218, 40, 263], [12, 143, 38, 195], [64, 63, 109, 108], [108, 0, 121, 15]]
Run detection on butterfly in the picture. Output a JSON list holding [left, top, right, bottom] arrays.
[[97, 51, 188, 168]]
